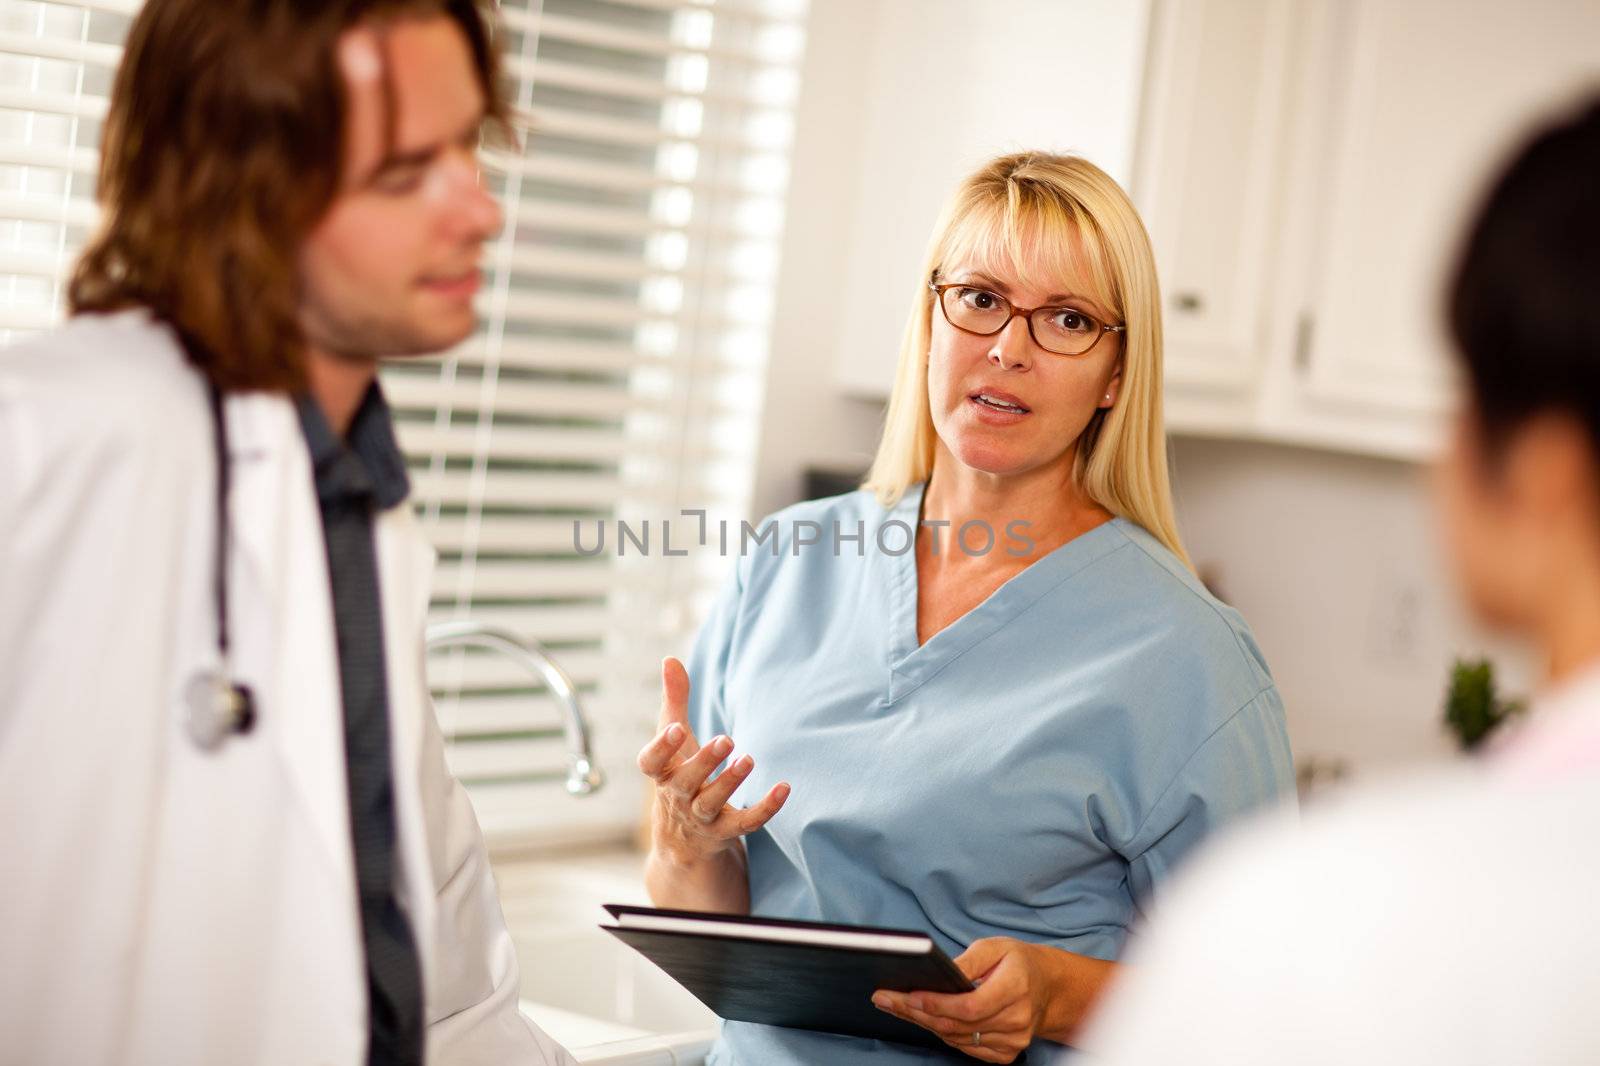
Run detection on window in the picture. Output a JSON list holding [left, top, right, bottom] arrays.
[[0, 0, 806, 847]]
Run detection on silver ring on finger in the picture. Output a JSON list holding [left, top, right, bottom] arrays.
[[971, 1031, 981, 1048]]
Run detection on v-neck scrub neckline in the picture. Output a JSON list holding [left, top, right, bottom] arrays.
[[884, 481, 1132, 705]]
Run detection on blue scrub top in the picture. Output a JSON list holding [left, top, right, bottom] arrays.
[[686, 485, 1295, 1065]]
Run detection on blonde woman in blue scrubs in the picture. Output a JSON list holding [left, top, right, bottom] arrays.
[[636, 152, 1295, 1065]]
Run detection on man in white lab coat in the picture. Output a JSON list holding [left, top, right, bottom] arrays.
[[0, 2, 575, 1064]]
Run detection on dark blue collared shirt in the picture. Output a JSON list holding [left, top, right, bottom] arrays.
[[299, 384, 411, 511], [297, 385, 422, 1066]]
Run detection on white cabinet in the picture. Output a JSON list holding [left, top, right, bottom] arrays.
[[1145, 0, 1600, 460], [1131, 0, 1297, 424], [814, 0, 1600, 462]]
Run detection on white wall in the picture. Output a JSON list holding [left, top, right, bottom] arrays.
[[826, 0, 1150, 397], [748, 0, 887, 521], [1170, 435, 1534, 778]]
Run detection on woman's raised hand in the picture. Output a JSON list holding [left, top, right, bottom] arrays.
[[637, 657, 790, 866]]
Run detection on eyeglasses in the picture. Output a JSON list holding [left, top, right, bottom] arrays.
[[929, 273, 1125, 357]]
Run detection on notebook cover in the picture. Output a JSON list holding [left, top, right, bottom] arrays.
[[601, 905, 974, 1050]]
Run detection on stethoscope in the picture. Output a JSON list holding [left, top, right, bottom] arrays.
[[181, 378, 257, 751]]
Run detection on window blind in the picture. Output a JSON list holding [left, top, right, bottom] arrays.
[[0, 0, 806, 848]]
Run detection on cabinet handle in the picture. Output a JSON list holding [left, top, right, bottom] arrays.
[[1173, 291, 1204, 313], [1295, 312, 1315, 373]]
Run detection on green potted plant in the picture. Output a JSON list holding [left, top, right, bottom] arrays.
[[1444, 657, 1526, 751]]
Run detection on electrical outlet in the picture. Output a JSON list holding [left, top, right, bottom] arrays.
[[1369, 573, 1426, 666]]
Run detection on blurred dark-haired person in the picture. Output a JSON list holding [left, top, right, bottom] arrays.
[[0, 2, 573, 1063], [1082, 94, 1600, 1066]]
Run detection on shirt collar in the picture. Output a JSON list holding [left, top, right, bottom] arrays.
[[295, 382, 411, 511]]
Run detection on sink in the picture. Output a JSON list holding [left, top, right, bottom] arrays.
[[495, 848, 718, 1063]]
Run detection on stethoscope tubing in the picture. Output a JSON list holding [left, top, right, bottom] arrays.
[[181, 329, 255, 750]]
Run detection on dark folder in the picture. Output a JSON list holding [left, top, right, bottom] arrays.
[[600, 904, 975, 1050]]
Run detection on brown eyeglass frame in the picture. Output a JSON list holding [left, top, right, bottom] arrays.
[[928, 273, 1125, 356]]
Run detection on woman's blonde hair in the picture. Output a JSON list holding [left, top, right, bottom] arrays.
[[862, 151, 1190, 569]]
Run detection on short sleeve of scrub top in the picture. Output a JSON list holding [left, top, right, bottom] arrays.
[[682, 485, 1296, 1066]]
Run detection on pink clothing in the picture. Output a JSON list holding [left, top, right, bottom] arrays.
[[1493, 661, 1600, 781]]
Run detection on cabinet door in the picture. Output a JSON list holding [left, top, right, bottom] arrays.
[[1132, 0, 1298, 411], [1278, 0, 1600, 453]]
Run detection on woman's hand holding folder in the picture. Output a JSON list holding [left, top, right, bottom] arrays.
[[639, 657, 791, 913], [871, 936, 1117, 1063]]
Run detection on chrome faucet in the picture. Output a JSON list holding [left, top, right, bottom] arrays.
[[424, 620, 604, 797]]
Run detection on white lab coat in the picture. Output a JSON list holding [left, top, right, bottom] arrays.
[[0, 309, 577, 1066], [1080, 666, 1600, 1066]]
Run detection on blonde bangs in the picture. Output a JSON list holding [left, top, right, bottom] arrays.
[[937, 183, 1122, 322]]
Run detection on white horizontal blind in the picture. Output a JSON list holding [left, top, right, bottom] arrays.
[[399, 0, 806, 847], [0, 0, 807, 848], [0, 1, 131, 337]]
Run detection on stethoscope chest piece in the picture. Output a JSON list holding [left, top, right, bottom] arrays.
[[184, 670, 256, 752], [184, 373, 259, 754]]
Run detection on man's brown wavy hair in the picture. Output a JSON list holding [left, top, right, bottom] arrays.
[[68, 0, 509, 392]]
